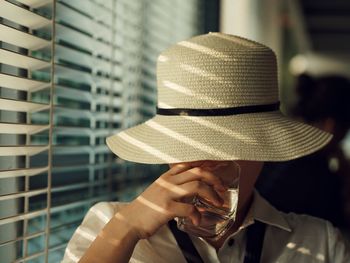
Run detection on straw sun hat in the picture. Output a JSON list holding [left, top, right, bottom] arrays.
[[106, 32, 332, 164]]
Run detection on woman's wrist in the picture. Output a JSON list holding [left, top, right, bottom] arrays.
[[78, 206, 141, 263], [117, 201, 152, 240], [108, 208, 142, 243]]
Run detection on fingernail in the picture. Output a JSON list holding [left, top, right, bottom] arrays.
[[216, 197, 224, 206], [217, 185, 227, 192]]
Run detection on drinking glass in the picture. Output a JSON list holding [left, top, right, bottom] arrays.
[[176, 161, 240, 240]]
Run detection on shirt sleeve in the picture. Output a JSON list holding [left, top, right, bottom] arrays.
[[326, 221, 350, 263], [61, 202, 125, 263]]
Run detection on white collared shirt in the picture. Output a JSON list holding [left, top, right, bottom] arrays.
[[62, 191, 350, 263]]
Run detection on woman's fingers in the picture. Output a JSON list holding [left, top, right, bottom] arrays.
[[177, 181, 224, 206], [169, 167, 225, 191], [167, 162, 203, 176], [168, 201, 201, 225], [157, 169, 224, 206]]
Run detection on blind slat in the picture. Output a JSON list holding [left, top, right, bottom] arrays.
[[52, 65, 111, 87], [0, 23, 50, 50], [51, 145, 109, 155], [0, 48, 50, 70], [52, 106, 122, 122], [0, 188, 47, 202], [94, 112, 122, 122], [52, 145, 92, 155], [0, 145, 49, 156], [51, 180, 108, 194], [93, 0, 113, 10], [13, 250, 46, 263], [54, 126, 110, 137], [0, 98, 50, 112], [55, 44, 111, 74], [0, 167, 48, 179], [56, 3, 112, 44], [56, 3, 94, 34], [0, 208, 47, 226], [15, 0, 52, 8], [95, 95, 122, 106], [56, 23, 112, 58], [53, 64, 94, 84], [55, 23, 93, 52], [61, 0, 113, 23], [53, 106, 92, 119], [0, 122, 49, 134], [0, 73, 50, 92], [52, 163, 115, 173], [54, 86, 92, 102], [0, 231, 45, 249], [0, 0, 51, 29], [53, 126, 91, 136]]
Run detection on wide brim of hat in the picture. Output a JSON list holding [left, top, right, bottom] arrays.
[[106, 111, 332, 164]]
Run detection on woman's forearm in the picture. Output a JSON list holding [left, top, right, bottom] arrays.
[[79, 211, 140, 263], [78, 162, 225, 262]]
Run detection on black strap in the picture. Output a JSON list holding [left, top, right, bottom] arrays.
[[243, 221, 267, 263], [168, 219, 204, 263], [168, 220, 266, 263], [156, 102, 280, 117]]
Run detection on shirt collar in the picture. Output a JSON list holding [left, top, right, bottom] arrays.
[[241, 189, 292, 232]]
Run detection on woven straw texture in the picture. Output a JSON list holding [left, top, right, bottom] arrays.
[[106, 33, 332, 164], [157, 32, 278, 109]]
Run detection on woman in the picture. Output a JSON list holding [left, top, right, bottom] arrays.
[[63, 33, 349, 263]]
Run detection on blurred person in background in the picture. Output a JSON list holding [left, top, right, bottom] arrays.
[[257, 74, 350, 235]]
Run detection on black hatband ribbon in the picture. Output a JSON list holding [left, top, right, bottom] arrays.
[[156, 102, 280, 116]]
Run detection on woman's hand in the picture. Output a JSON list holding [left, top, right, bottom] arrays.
[[118, 162, 227, 239], [78, 161, 232, 263]]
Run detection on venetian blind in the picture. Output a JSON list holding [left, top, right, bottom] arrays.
[[0, 0, 213, 262]]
